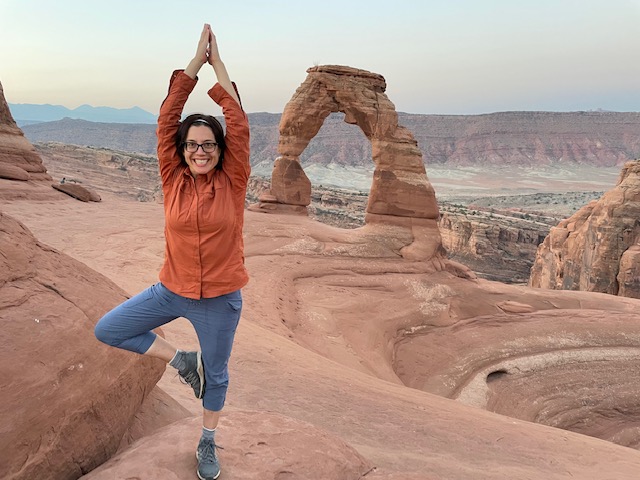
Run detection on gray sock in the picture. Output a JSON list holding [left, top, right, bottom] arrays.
[[168, 350, 184, 370], [202, 427, 216, 442]]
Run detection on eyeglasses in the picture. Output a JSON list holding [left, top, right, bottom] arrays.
[[183, 141, 218, 153]]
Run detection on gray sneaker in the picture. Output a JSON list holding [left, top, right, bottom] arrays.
[[196, 437, 220, 480], [177, 351, 205, 399]]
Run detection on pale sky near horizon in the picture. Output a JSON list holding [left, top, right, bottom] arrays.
[[1, 0, 639, 116]]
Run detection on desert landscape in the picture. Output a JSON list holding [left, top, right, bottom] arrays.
[[2, 63, 640, 480]]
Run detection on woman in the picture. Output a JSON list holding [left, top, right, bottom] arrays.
[[95, 23, 250, 480]]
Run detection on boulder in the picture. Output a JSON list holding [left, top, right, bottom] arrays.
[[53, 182, 102, 202], [0, 212, 164, 480]]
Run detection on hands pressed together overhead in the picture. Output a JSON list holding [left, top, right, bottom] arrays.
[[184, 23, 241, 107], [195, 23, 221, 67]]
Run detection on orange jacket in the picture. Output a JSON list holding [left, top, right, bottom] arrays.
[[156, 70, 250, 299]]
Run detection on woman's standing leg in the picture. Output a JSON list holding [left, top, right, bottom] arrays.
[[186, 289, 242, 480]]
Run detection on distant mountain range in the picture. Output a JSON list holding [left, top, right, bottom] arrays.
[[20, 111, 640, 173], [9, 103, 157, 125]]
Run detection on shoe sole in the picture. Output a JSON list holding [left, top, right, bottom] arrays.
[[196, 351, 205, 399], [196, 451, 220, 480]]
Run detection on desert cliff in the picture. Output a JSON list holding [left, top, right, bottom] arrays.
[[530, 159, 640, 298]]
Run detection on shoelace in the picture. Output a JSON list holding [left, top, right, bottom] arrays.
[[179, 369, 199, 386], [199, 441, 224, 463]]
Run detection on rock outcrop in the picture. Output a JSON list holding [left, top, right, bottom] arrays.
[[529, 160, 640, 298], [0, 212, 165, 480], [81, 412, 372, 479], [0, 82, 51, 183], [53, 182, 102, 202], [252, 65, 452, 267], [439, 211, 548, 283]]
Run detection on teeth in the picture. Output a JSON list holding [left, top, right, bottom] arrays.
[[195, 160, 208, 166]]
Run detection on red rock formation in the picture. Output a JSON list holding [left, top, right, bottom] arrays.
[[529, 160, 640, 298], [0, 82, 51, 182], [0, 212, 165, 480], [253, 65, 450, 267], [439, 211, 547, 283], [618, 244, 640, 297], [8, 194, 640, 478], [53, 182, 102, 202], [81, 412, 372, 479]]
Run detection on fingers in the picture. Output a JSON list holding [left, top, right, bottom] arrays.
[[200, 24, 209, 43]]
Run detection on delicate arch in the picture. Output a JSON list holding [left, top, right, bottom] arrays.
[[256, 65, 447, 262]]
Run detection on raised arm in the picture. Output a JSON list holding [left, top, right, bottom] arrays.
[[156, 25, 209, 184]]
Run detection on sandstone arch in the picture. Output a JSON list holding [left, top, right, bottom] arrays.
[[257, 65, 446, 262]]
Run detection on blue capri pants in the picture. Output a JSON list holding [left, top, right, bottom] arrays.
[[94, 282, 242, 411]]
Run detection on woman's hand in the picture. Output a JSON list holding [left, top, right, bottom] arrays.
[[185, 23, 211, 79], [207, 25, 221, 65], [195, 23, 211, 65]]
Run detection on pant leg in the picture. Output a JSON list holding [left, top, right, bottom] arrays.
[[94, 283, 184, 354], [186, 289, 242, 411]]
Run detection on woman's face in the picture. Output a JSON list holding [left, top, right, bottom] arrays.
[[184, 124, 220, 177]]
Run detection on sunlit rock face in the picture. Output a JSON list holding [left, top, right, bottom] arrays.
[[529, 159, 640, 299]]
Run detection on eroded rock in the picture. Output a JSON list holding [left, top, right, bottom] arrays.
[[0, 212, 164, 480], [53, 182, 102, 202], [253, 65, 448, 266], [81, 411, 372, 480], [0, 82, 51, 183], [530, 160, 640, 298]]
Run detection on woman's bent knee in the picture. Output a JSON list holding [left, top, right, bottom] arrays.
[[94, 318, 120, 347]]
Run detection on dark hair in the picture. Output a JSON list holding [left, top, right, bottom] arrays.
[[175, 114, 226, 170]]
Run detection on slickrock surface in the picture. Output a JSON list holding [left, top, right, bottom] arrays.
[[82, 412, 372, 480], [4, 194, 640, 479], [530, 159, 640, 298]]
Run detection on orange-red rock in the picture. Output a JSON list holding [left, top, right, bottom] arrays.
[[53, 182, 102, 202], [81, 412, 372, 479], [0, 82, 51, 183], [530, 160, 640, 298], [0, 212, 164, 480], [254, 65, 446, 265]]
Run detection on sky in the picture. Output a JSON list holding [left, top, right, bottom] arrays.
[[1, 0, 639, 116]]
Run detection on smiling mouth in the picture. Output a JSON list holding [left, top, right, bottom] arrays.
[[193, 159, 209, 166]]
